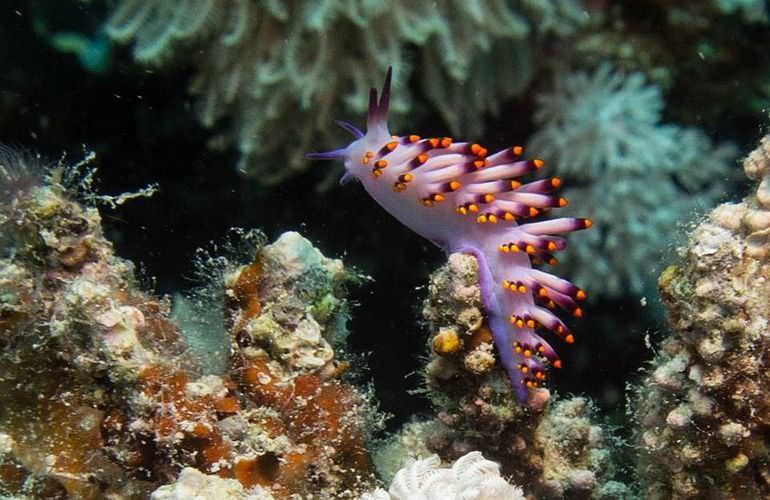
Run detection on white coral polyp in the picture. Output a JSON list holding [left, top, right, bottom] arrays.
[[386, 452, 524, 500]]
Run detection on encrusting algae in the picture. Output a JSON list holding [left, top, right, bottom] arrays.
[[0, 150, 378, 498]]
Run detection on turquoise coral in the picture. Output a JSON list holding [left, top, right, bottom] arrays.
[[713, 0, 768, 22], [528, 64, 738, 298]]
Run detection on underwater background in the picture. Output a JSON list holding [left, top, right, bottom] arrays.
[[2, 0, 770, 498]]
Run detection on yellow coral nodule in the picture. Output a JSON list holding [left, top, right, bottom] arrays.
[[432, 328, 462, 355]]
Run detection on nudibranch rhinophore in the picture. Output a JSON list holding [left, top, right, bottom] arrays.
[[307, 68, 591, 403]]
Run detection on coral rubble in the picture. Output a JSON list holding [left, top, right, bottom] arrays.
[[635, 134, 770, 498], [0, 151, 376, 498]]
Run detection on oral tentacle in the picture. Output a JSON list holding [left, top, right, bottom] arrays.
[[334, 119, 364, 139]]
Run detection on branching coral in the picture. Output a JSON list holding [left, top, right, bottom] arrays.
[[635, 133, 770, 498], [0, 150, 378, 498], [105, 0, 586, 183], [528, 64, 738, 298]]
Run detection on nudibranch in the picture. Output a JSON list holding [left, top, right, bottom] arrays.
[[307, 68, 591, 403]]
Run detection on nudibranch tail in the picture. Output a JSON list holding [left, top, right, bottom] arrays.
[[307, 68, 591, 405]]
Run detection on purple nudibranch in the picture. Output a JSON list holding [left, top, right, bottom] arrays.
[[307, 68, 591, 403]]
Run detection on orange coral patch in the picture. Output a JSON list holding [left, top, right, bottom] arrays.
[[466, 324, 494, 350], [214, 396, 240, 415], [199, 434, 233, 472], [227, 260, 263, 333], [233, 356, 372, 492], [234, 453, 281, 488]]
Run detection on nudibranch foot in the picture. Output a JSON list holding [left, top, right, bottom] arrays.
[[307, 67, 590, 405]]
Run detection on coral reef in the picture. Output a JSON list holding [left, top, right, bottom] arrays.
[[8, 2, 770, 498], [0, 151, 377, 498], [363, 451, 524, 500], [635, 133, 770, 498], [377, 252, 631, 499], [105, 0, 587, 182], [528, 64, 738, 298]]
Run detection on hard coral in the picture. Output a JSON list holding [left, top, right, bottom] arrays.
[[229, 231, 351, 374], [408, 253, 630, 499], [223, 232, 373, 496], [0, 151, 378, 498], [234, 356, 371, 495], [0, 152, 175, 498], [635, 133, 770, 498]]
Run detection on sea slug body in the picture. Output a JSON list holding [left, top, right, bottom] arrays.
[[307, 69, 591, 403]]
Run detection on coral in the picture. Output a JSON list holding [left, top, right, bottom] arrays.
[[105, 0, 586, 183], [634, 133, 770, 498], [0, 150, 176, 498], [411, 253, 630, 498], [151, 467, 272, 499], [528, 64, 738, 298], [423, 254, 494, 375], [220, 231, 376, 495], [0, 151, 377, 498], [713, 0, 768, 22], [363, 451, 525, 500], [571, 2, 770, 135], [231, 231, 351, 373]]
